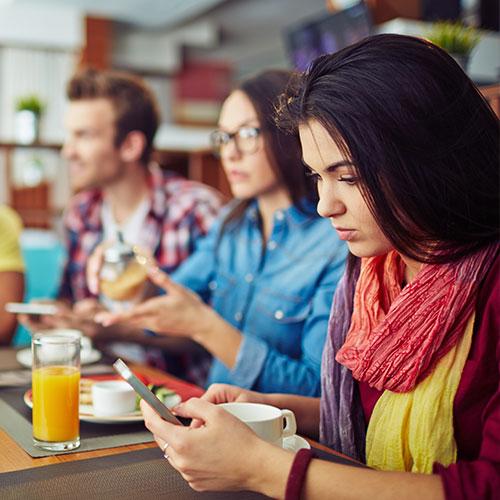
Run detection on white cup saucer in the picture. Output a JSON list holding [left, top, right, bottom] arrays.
[[16, 346, 101, 368], [282, 434, 311, 452]]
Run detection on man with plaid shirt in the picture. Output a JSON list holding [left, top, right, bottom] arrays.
[[60, 164, 222, 303], [23, 69, 223, 385]]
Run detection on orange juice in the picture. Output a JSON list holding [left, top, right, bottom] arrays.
[[32, 365, 80, 442]]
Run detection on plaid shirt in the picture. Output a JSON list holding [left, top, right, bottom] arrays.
[[59, 164, 224, 302]]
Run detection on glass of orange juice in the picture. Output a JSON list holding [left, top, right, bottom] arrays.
[[32, 331, 81, 451]]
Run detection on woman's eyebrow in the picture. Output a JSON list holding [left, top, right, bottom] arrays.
[[324, 160, 355, 172], [301, 159, 354, 173]]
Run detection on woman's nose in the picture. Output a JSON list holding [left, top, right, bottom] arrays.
[[316, 185, 346, 219]]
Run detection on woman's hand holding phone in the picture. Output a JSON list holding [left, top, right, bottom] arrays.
[[140, 397, 282, 494]]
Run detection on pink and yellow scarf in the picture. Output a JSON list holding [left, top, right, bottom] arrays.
[[336, 247, 496, 392], [320, 243, 498, 469]]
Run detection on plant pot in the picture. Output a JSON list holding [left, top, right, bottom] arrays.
[[450, 53, 470, 73], [15, 110, 40, 144]]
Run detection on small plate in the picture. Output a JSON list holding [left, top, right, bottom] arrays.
[[17, 347, 102, 368], [23, 381, 181, 425], [282, 435, 311, 452]]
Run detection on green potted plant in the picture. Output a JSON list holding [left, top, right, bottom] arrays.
[[427, 21, 480, 72], [15, 94, 45, 144]]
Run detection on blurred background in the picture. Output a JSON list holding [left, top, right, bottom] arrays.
[[0, 0, 498, 344]]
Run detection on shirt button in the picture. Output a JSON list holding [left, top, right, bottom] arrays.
[[208, 280, 217, 290], [268, 241, 277, 250], [234, 311, 243, 321], [274, 309, 284, 320], [245, 273, 254, 283], [275, 210, 284, 221]]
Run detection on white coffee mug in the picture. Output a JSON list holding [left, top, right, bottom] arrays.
[[220, 402, 297, 447], [91, 380, 136, 416]]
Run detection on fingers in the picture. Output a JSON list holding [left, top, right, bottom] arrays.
[[95, 306, 151, 327], [87, 244, 106, 295], [51, 300, 71, 313], [142, 403, 188, 471], [201, 383, 259, 404], [94, 311, 122, 326], [146, 267, 184, 295], [201, 384, 234, 403], [170, 398, 217, 421], [189, 418, 205, 429], [19, 311, 60, 331], [132, 246, 156, 267], [155, 436, 170, 457], [141, 400, 188, 447], [18, 313, 41, 331], [73, 298, 102, 316]]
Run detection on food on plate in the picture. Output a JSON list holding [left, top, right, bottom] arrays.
[[134, 384, 178, 411], [79, 378, 95, 405]]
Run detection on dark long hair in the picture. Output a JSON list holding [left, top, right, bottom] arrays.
[[278, 34, 499, 263], [223, 69, 318, 226]]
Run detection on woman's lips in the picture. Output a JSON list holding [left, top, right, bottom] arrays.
[[334, 227, 356, 241], [227, 170, 250, 182]]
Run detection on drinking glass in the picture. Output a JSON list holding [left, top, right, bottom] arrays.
[[32, 331, 81, 451]]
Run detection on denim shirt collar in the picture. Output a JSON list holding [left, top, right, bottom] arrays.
[[244, 198, 317, 227]]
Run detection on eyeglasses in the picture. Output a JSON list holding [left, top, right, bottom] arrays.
[[210, 126, 261, 156]]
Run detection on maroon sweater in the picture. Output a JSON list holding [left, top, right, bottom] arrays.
[[359, 256, 500, 499]]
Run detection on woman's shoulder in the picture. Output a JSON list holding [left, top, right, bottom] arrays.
[[0, 205, 24, 272], [0, 205, 22, 235]]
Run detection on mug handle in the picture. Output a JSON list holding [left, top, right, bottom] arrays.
[[281, 409, 297, 438]]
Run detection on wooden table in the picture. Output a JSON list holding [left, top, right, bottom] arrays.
[[0, 352, 335, 476], [0, 357, 187, 474], [0, 427, 156, 473]]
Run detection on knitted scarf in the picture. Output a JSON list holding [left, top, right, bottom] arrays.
[[320, 243, 498, 461]]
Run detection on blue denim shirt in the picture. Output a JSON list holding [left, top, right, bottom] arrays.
[[172, 200, 347, 396]]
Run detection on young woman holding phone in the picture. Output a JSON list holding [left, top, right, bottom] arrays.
[[140, 35, 499, 499]]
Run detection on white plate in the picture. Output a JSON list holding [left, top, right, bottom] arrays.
[[79, 393, 181, 424], [23, 389, 182, 425], [282, 435, 311, 452], [79, 404, 145, 424], [16, 347, 102, 368]]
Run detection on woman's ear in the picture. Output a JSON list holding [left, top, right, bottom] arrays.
[[119, 130, 147, 163]]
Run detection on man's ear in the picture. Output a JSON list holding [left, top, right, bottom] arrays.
[[119, 131, 147, 163]]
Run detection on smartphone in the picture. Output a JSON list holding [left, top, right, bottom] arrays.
[[113, 358, 189, 426], [5, 302, 58, 315]]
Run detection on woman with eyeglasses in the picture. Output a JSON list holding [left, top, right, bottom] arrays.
[[137, 35, 499, 499], [91, 70, 347, 394]]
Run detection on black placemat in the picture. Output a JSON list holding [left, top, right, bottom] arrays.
[[0, 443, 363, 500], [0, 447, 268, 500], [0, 386, 153, 458]]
